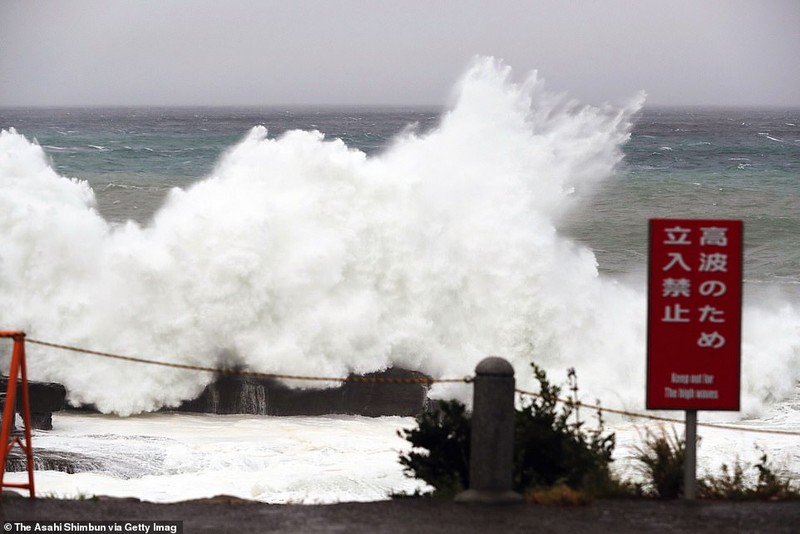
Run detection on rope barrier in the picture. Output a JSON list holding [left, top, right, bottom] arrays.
[[25, 338, 470, 386], [515, 387, 800, 437], [17, 337, 799, 437]]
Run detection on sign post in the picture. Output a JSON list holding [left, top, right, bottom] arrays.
[[646, 219, 743, 499]]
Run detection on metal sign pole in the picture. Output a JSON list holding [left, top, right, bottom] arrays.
[[684, 409, 697, 500], [646, 219, 743, 501]]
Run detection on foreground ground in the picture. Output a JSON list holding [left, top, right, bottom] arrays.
[[2, 493, 799, 533]]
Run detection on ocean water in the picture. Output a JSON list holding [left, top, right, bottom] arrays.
[[0, 58, 798, 502]]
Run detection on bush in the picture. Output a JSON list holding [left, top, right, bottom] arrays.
[[752, 450, 800, 500], [397, 399, 471, 497], [632, 426, 686, 499], [632, 428, 800, 502], [698, 460, 747, 500], [399, 362, 798, 502], [398, 362, 620, 497], [699, 449, 800, 501], [513, 363, 617, 493]]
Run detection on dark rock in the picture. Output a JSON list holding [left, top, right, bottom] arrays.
[[0, 378, 67, 413], [30, 412, 53, 430], [0, 377, 66, 430], [175, 367, 431, 417], [4, 447, 103, 474], [2, 368, 430, 421]]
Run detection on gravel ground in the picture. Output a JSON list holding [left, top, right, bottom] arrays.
[[2, 493, 799, 534]]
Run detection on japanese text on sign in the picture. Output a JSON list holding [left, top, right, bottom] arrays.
[[646, 219, 742, 410]]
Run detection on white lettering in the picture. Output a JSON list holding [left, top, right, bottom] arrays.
[[699, 280, 727, 297], [699, 252, 728, 272], [664, 226, 692, 245], [34, 525, 62, 532], [698, 305, 725, 323], [671, 373, 689, 384], [663, 252, 692, 272], [698, 331, 726, 349], [662, 304, 690, 323], [696, 389, 719, 399], [700, 227, 728, 247], [662, 278, 691, 297], [125, 524, 150, 534]]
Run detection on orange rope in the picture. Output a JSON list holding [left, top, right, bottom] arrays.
[[18, 337, 799, 437], [26, 338, 469, 385], [515, 388, 800, 437]]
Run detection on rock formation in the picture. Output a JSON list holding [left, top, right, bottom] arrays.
[[0, 377, 67, 430], [175, 367, 431, 417]]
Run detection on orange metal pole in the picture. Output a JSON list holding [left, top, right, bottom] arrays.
[[18, 337, 35, 496], [0, 331, 36, 498], [0, 336, 22, 481]]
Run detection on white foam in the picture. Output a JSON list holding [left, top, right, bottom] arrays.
[[4, 411, 796, 503], [0, 57, 798, 419], [3, 413, 426, 503]]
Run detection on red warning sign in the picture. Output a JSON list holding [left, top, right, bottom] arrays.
[[646, 219, 743, 410]]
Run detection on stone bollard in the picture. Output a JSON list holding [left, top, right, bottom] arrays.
[[455, 356, 522, 504]]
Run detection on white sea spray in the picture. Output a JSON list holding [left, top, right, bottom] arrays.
[[0, 58, 797, 418]]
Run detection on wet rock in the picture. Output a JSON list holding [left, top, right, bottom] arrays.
[[4, 447, 104, 474], [175, 367, 431, 417], [0, 378, 67, 430]]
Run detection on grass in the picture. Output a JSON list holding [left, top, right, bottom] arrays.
[[699, 450, 800, 501], [631, 426, 686, 499], [630, 426, 799, 501], [524, 483, 592, 505], [397, 362, 798, 503]]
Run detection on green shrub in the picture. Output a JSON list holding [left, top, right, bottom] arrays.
[[699, 449, 800, 501], [752, 450, 799, 500], [399, 362, 798, 502], [632, 426, 686, 499], [397, 399, 471, 497], [513, 363, 617, 493], [698, 459, 747, 500], [398, 362, 620, 497]]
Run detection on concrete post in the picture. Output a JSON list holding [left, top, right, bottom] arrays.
[[455, 356, 522, 504]]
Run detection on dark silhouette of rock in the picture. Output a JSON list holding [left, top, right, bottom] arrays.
[[1, 368, 430, 425], [175, 367, 431, 417], [5, 448, 103, 474], [0, 377, 67, 430]]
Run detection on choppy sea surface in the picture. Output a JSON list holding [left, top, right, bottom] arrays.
[[1, 59, 798, 501], [3, 105, 798, 287]]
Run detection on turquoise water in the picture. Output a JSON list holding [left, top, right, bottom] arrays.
[[1, 59, 798, 503], [568, 107, 800, 284], [3, 105, 796, 284], [0, 92, 798, 416]]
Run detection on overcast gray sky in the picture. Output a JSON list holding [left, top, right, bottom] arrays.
[[1, 0, 798, 107]]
